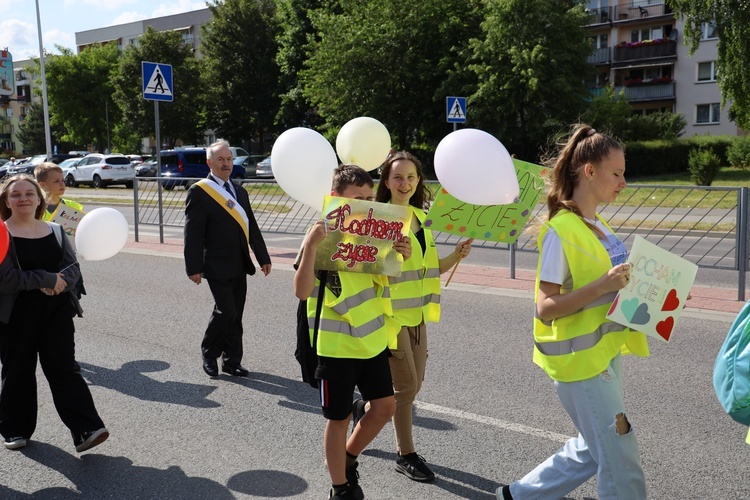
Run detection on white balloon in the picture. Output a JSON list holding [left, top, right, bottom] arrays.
[[75, 207, 129, 261], [336, 117, 391, 171], [272, 127, 339, 210], [434, 128, 519, 205]]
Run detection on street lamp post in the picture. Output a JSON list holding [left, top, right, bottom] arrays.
[[35, 0, 52, 158]]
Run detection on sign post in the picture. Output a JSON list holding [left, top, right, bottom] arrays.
[[446, 96, 467, 131], [142, 61, 173, 243]]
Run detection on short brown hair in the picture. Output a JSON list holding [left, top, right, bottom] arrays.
[[0, 174, 46, 220], [34, 162, 63, 183], [331, 164, 373, 195]]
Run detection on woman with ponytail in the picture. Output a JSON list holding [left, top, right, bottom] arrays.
[[499, 125, 649, 500]]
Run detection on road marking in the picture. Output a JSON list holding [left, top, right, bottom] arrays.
[[415, 401, 569, 443]]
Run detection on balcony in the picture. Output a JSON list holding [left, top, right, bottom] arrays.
[[613, 39, 676, 63], [585, 7, 611, 26], [588, 47, 611, 65], [614, 82, 675, 101], [613, 2, 672, 22]]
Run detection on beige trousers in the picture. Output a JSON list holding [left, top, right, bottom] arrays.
[[388, 323, 428, 455]]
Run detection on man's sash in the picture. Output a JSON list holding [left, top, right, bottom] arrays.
[[195, 179, 250, 243]]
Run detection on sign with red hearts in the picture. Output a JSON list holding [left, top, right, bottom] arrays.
[[606, 236, 698, 342]]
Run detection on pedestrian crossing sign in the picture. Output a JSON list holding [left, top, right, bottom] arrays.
[[446, 96, 466, 123], [142, 62, 173, 102]]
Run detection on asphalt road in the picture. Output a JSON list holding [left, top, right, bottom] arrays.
[[0, 250, 746, 499]]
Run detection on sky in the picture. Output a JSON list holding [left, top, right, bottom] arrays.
[[0, 0, 208, 62]]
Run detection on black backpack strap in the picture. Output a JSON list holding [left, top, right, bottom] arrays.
[[312, 270, 328, 350]]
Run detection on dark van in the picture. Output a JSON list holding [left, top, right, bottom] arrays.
[[160, 148, 245, 190]]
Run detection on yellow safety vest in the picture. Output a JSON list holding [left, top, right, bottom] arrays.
[[307, 271, 399, 359], [533, 210, 649, 382], [387, 207, 441, 326]]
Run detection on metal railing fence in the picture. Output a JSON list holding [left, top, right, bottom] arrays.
[[134, 178, 748, 301]]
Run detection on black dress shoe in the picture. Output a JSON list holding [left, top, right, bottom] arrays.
[[221, 364, 249, 377], [202, 357, 219, 377]]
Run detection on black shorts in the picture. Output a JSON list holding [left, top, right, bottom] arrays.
[[316, 349, 394, 420]]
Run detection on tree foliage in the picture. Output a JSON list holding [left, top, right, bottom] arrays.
[[113, 27, 205, 150], [668, 0, 750, 129], [202, 0, 280, 151], [275, 0, 325, 130], [15, 102, 46, 154], [44, 44, 120, 152], [301, 0, 482, 148], [469, 0, 594, 160]]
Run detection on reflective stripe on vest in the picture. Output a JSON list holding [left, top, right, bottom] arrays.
[[533, 211, 649, 382], [307, 271, 397, 359], [388, 206, 441, 326]]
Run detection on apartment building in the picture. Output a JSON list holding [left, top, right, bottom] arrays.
[[75, 8, 211, 56], [585, 1, 740, 137], [0, 58, 35, 155]]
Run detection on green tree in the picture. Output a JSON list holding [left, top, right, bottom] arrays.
[[15, 102, 46, 154], [113, 26, 205, 150], [275, 0, 325, 130], [301, 0, 482, 148], [44, 44, 120, 152], [668, 0, 750, 129], [201, 0, 280, 151], [469, 0, 594, 160]]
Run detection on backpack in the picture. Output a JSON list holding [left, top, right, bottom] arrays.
[[295, 270, 327, 389], [713, 299, 750, 425]]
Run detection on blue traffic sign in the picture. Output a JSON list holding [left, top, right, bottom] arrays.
[[446, 96, 466, 123], [142, 62, 173, 102]]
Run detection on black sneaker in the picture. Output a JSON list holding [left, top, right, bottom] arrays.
[[4, 436, 27, 450], [350, 399, 366, 434], [345, 462, 364, 500], [328, 485, 362, 500], [395, 452, 436, 482], [74, 428, 109, 453]]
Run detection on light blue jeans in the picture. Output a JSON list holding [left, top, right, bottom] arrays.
[[508, 355, 646, 500]]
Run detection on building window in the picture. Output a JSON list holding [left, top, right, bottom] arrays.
[[701, 21, 718, 40], [696, 103, 720, 124], [697, 61, 717, 82], [631, 26, 663, 42]]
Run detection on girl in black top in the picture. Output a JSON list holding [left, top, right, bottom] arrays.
[[0, 175, 108, 453]]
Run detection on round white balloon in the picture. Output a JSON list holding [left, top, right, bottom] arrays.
[[434, 128, 519, 205], [336, 117, 391, 171], [75, 207, 129, 261], [272, 127, 339, 211]]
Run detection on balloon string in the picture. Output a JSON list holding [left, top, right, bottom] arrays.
[[59, 261, 79, 273]]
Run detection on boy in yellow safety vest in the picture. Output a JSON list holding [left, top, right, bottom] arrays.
[[294, 164, 411, 500], [34, 163, 85, 222]]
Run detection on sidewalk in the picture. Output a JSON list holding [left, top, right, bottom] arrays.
[[124, 235, 745, 317]]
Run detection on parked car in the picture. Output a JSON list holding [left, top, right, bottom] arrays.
[[8, 153, 83, 176], [160, 148, 245, 190], [255, 156, 273, 179], [65, 153, 135, 188], [57, 157, 84, 179], [135, 158, 158, 177], [228, 146, 249, 159], [234, 155, 265, 179], [127, 154, 144, 167]]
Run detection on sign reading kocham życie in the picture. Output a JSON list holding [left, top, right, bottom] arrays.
[[424, 159, 546, 244], [314, 196, 410, 277]]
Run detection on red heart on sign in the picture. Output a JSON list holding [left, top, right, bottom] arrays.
[[656, 316, 674, 341], [662, 289, 680, 312]]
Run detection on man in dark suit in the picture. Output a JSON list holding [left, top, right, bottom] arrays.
[[184, 139, 272, 377]]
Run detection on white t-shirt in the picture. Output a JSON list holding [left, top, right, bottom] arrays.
[[540, 218, 628, 290]]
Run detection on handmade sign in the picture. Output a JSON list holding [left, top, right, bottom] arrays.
[[606, 236, 698, 342], [314, 196, 410, 276], [424, 159, 546, 243], [50, 206, 86, 237]]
